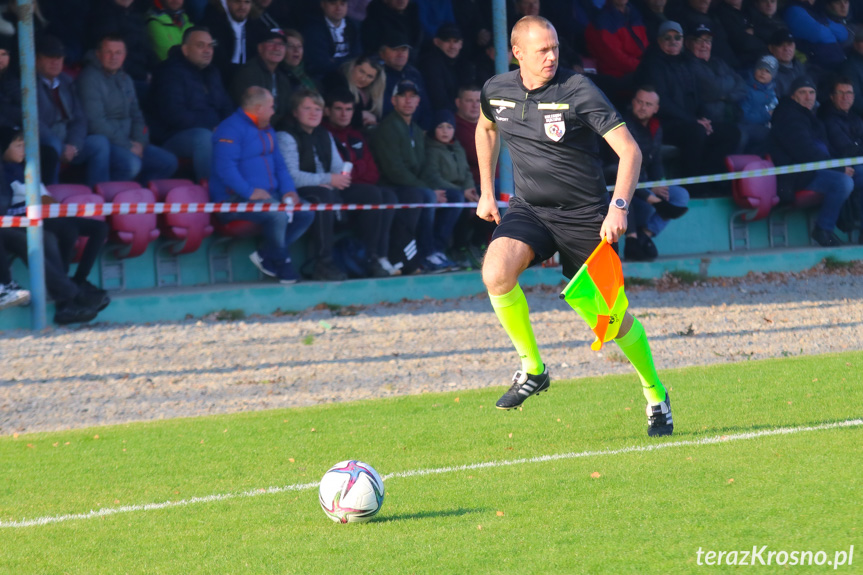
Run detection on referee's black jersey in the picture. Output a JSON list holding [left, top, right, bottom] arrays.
[[480, 68, 624, 210]]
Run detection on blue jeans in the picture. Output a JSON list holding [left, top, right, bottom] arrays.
[[409, 187, 464, 257], [217, 195, 315, 262], [436, 189, 465, 252], [629, 186, 690, 237], [161, 128, 213, 182], [110, 143, 179, 184], [43, 133, 111, 186], [805, 170, 854, 232]]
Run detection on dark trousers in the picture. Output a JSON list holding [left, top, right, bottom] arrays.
[[663, 119, 741, 179], [2, 227, 80, 303], [298, 184, 389, 260], [43, 217, 109, 283]]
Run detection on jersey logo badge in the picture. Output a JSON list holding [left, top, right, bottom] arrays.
[[544, 112, 566, 141]]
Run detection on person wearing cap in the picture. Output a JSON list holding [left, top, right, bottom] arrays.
[[637, 20, 739, 180], [35, 34, 112, 187], [670, 0, 740, 68], [146, 0, 195, 61], [77, 35, 179, 184], [420, 109, 474, 268], [230, 26, 293, 131], [149, 27, 234, 182], [783, 0, 847, 72], [683, 22, 746, 146], [278, 88, 394, 280], [371, 79, 456, 272], [379, 29, 433, 130], [839, 26, 863, 116], [419, 22, 472, 113], [738, 54, 779, 155], [303, 0, 362, 81], [822, 75, 863, 240], [768, 29, 808, 98], [361, 0, 424, 58], [750, 0, 787, 47], [476, 16, 674, 437], [201, 0, 254, 82], [768, 75, 854, 246], [584, 0, 648, 80]]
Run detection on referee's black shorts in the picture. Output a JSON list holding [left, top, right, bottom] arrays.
[[491, 195, 612, 279]]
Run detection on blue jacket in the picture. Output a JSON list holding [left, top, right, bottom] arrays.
[[784, 1, 847, 69], [210, 108, 296, 201], [148, 45, 234, 144], [739, 70, 777, 126]]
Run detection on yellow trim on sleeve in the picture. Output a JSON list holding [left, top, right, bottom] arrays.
[[602, 122, 627, 137], [481, 108, 494, 122], [537, 103, 570, 110]]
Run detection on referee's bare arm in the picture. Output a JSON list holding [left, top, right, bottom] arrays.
[[601, 125, 642, 244], [475, 110, 502, 224]]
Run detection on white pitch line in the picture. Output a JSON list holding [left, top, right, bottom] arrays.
[[2, 418, 860, 529]]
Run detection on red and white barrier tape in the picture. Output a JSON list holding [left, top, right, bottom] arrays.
[[1, 200, 507, 228]]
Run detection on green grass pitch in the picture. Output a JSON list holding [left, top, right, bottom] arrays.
[[1, 351, 861, 574]]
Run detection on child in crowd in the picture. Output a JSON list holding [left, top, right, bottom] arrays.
[[0, 229, 30, 310], [420, 110, 474, 270], [738, 54, 779, 155], [0, 127, 110, 323]]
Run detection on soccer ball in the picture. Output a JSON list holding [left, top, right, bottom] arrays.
[[318, 460, 385, 523]]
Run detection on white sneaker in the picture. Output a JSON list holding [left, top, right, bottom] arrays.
[[377, 257, 401, 276], [0, 282, 31, 310]]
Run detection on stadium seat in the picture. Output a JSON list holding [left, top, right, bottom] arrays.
[[154, 185, 214, 287], [107, 188, 160, 259], [209, 218, 263, 284], [148, 179, 196, 201], [94, 181, 140, 201], [46, 184, 106, 263], [725, 156, 779, 251]]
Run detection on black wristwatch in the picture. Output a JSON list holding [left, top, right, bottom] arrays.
[[612, 197, 629, 212]]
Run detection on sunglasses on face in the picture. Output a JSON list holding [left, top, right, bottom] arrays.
[[662, 34, 683, 41]]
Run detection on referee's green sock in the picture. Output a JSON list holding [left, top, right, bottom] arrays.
[[489, 283, 544, 375], [615, 317, 667, 405]]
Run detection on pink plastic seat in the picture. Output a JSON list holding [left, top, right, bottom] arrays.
[[108, 188, 160, 259], [46, 184, 92, 203], [149, 179, 196, 201], [94, 181, 140, 201], [159, 185, 214, 254], [725, 156, 779, 222]]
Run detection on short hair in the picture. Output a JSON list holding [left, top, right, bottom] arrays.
[[325, 89, 356, 108], [182, 26, 212, 45], [241, 86, 272, 109], [831, 75, 854, 93], [283, 29, 303, 44], [634, 84, 658, 96], [97, 35, 126, 50], [457, 84, 481, 98], [290, 87, 324, 111], [510, 15, 554, 49]]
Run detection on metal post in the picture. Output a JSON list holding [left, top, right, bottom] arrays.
[[17, 0, 47, 329], [491, 0, 514, 197]]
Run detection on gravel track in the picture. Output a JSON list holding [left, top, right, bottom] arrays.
[[2, 270, 862, 435]]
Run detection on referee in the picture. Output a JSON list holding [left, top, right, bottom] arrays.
[[476, 15, 672, 436]]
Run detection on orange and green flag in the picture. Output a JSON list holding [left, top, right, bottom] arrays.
[[559, 241, 628, 351]]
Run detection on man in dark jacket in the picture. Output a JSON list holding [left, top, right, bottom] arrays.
[[769, 75, 854, 246], [35, 35, 111, 187], [362, 0, 424, 58], [230, 27, 294, 131], [636, 21, 739, 181], [419, 22, 474, 114], [149, 27, 234, 182], [768, 29, 808, 98], [668, 0, 739, 68], [822, 76, 863, 240], [302, 0, 362, 81], [711, 0, 766, 68], [839, 28, 863, 117], [201, 0, 254, 83], [379, 30, 433, 130]]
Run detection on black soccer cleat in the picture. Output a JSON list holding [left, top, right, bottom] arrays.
[[646, 391, 673, 437], [495, 366, 550, 410]]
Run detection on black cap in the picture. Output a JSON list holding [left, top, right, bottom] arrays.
[[394, 79, 419, 96], [435, 22, 462, 41], [769, 28, 794, 46], [0, 125, 22, 154], [789, 75, 816, 94], [434, 109, 456, 127], [35, 34, 64, 58], [689, 22, 712, 37], [382, 30, 411, 49]]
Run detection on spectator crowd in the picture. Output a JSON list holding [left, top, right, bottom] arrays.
[[2, 0, 863, 320]]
